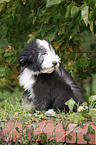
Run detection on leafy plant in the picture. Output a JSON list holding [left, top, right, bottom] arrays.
[[0, 1, 96, 143], [0, 92, 96, 144], [0, 0, 96, 95]]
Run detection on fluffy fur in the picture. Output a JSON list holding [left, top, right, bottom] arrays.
[[18, 38, 85, 111]]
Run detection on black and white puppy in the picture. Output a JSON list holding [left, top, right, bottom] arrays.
[[18, 39, 85, 113]]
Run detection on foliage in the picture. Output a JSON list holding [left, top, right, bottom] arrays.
[[0, 0, 96, 93], [0, 90, 96, 123], [83, 124, 95, 143], [0, 1, 96, 143], [0, 92, 96, 144]]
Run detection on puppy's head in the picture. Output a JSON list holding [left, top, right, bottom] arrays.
[[18, 39, 60, 74]]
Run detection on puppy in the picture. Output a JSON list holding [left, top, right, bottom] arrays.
[[18, 39, 85, 112]]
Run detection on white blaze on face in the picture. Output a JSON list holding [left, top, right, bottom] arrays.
[[36, 39, 60, 73]]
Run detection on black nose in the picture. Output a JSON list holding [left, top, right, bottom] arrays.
[[52, 61, 57, 66]]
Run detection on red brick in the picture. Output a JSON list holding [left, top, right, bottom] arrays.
[[66, 123, 78, 143], [95, 127, 96, 145], [2, 122, 14, 141], [34, 120, 47, 141], [55, 123, 65, 142], [88, 124, 95, 144], [23, 123, 32, 141], [1, 120, 95, 143], [44, 122, 56, 140], [12, 122, 22, 142], [77, 122, 91, 144]]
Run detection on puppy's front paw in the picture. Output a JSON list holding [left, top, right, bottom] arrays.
[[45, 109, 56, 116]]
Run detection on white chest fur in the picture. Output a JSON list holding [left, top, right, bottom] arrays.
[[19, 68, 35, 92]]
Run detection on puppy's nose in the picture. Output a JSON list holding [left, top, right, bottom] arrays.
[[52, 61, 57, 66]]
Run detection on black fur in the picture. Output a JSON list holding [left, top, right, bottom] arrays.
[[18, 39, 41, 71]]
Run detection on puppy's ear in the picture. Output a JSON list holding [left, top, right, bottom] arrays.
[[18, 54, 28, 67]]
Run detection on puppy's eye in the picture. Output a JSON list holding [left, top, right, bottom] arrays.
[[40, 53, 46, 56], [42, 52, 46, 55]]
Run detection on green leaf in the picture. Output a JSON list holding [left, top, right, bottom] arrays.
[[0, 66, 8, 77], [32, 123, 39, 130], [89, 21, 93, 32], [65, 3, 75, 18], [4, 131, 9, 138], [69, 113, 84, 124], [89, 95, 96, 103], [0, 3, 5, 11], [66, 134, 72, 141], [81, 5, 88, 26], [22, 122, 27, 130], [89, 109, 96, 122], [0, 0, 10, 3], [46, 0, 62, 7], [71, 6, 79, 18], [49, 31, 56, 41], [0, 24, 8, 39], [4, 51, 13, 57], [40, 133, 47, 144], [0, 122, 5, 129], [0, 40, 9, 51], [15, 127, 20, 133], [88, 125, 95, 134], [81, 102, 88, 106], [79, 120, 84, 128], [62, 121, 66, 129], [83, 134, 90, 142], [65, 98, 76, 110], [89, 11, 94, 21], [65, 4, 72, 18], [82, 113, 91, 119]]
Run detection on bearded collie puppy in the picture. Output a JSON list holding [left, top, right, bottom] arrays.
[[18, 39, 85, 113]]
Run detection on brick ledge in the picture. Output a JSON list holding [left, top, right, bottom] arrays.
[[1, 120, 96, 144]]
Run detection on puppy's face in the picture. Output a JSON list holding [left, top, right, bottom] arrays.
[[18, 39, 60, 74], [37, 39, 60, 73]]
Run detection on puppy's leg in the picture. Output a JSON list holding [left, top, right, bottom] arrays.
[[22, 91, 34, 108]]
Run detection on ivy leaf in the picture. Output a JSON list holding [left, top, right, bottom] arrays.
[[31, 123, 39, 130], [0, 40, 9, 51], [89, 95, 96, 104], [82, 113, 91, 119], [65, 3, 75, 18], [0, 122, 5, 129], [0, 0, 10, 3], [0, 24, 8, 39], [89, 21, 93, 32], [81, 5, 88, 26], [40, 133, 47, 144], [71, 6, 79, 18], [83, 134, 90, 142], [66, 134, 72, 141], [88, 125, 95, 134], [48, 25, 58, 41], [65, 98, 76, 111], [49, 31, 56, 41], [46, 0, 62, 7], [22, 122, 27, 130], [62, 121, 66, 129], [89, 109, 96, 122], [79, 120, 84, 128], [15, 127, 20, 133], [26, 127, 29, 134], [4, 131, 9, 138], [69, 113, 84, 124]]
